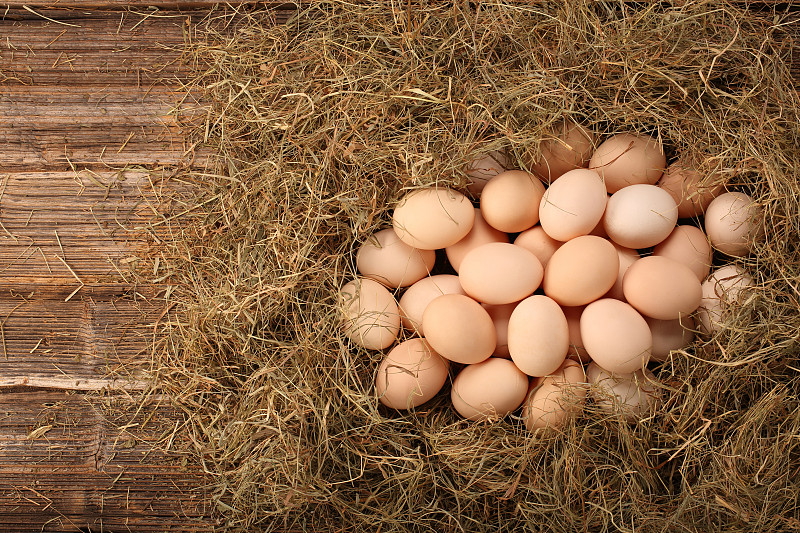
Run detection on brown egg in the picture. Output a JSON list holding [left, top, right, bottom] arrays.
[[465, 151, 508, 195], [340, 278, 401, 350], [422, 294, 496, 364], [375, 338, 450, 410], [646, 316, 695, 362], [696, 264, 754, 335], [653, 225, 712, 281], [398, 275, 466, 334], [392, 188, 475, 250], [704, 192, 759, 257], [507, 295, 569, 376], [580, 299, 652, 374], [538, 169, 607, 241], [450, 357, 529, 421], [483, 302, 517, 358], [480, 170, 546, 232], [623, 256, 702, 321], [522, 359, 587, 430], [604, 244, 640, 301], [459, 243, 543, 305], [356, 228, 436, 288], [657, 160, 724, 218], [604, 184, 678, 249], [446, 208, 509, 272], [589, 133, 666, 193], [513, 226, 562, 268], [528, 120, 596, 183], [543, 236, 619, 307], [587, 363, 657, 421], [562, 305, 590, 362]]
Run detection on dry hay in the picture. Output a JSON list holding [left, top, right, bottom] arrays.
[[143, 1, 800, 531]]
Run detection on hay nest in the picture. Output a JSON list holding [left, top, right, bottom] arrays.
[[145, 1, 800, 531]]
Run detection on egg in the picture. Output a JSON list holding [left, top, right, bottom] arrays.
[[356, 228, 436, 288], [522, 359, 587, 430], [398, 275, 466, 334], [646, 316, 695, 362], [528, 119, 596, 183], [422, 294, 496, 364], [580, 299, 652, 374], [480, 170, 546, 232], [587, 363, 657, 421], [604, 184, 678, 249], [459, 243, 543, 305], [538, 169, 607, 241], [543, 236, 619, 307], [507, 295, 569, 376], [450, 357, 529, 421], [652, 225, 712, 281], [375, 338, 450, 410], [445, 208, 509, 272], [704, 192, 759, 257], [562, 305, 590, 362], [392, 188, 475, 250], [657, 160, 724, 218], [589, 133, 666, 193], [513, 226, 562, 268], [622, 256, 702, 321], [465, 151, 508, 195], [696, 264, 754, 335], [483, 302, 517, 358], [604, 244, 640, 301], [340, 278, 401, 350]]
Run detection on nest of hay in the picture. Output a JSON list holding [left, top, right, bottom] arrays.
[[145, 1, 800, 531]]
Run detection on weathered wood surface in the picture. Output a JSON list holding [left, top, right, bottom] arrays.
[[0, 8, 211, 531]]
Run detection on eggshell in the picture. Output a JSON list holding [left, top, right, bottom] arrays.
[[522, 359, 588, 430], [450, 357, 529, 421], [589, 134, 666, 193], [356, 228, 436, 288], [562, 305, 590, 362], [538, 169, 607, 241], [623, 256, 702, 321], [340, 278, 401, 350], [704, 192, 759, 257], [657, 160, 724, 218], [587, 363, 657, 421], [398, 275, 466, 334], [646, 316, 695, 362], [392, 188, 475, 250], [375, 338, 450, 410], [543, 236, 619, 307], [528, 120, 596, 183], [480, 170, 546, 232], [459, 243, 543, 305], [696, 264, 754, 335], [446, 208, 509, 272], [653, 225, 712, 281], [604, 244, 640, 301], [513, 226, 562, 268], [465, 151, 508, 195], [507, 295, 569, 376], [580, 299, 652, 374], [483, 302, 517, 358], [422, 294, 496, 364], [604, 184, 678, 249]]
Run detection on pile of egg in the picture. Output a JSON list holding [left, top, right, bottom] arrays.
[[340, 121, 758, 429]]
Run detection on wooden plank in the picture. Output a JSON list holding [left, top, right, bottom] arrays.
[[0, 389, 209, 531]]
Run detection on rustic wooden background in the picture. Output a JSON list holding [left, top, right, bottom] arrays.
[[0, 1, 796, 531]]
